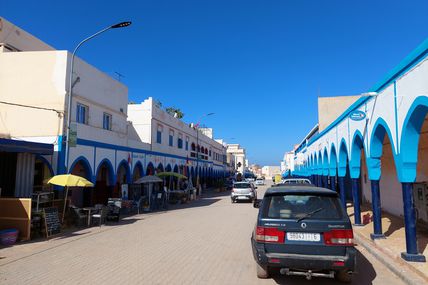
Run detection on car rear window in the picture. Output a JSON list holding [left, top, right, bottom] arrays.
[[234, 183, 251, 188], [262, 194, 343, 220]]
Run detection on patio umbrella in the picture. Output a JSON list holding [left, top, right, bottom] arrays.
[[134, 175, 163, 184], [47, 174, 94, 223], [155, 172, 187, 180]]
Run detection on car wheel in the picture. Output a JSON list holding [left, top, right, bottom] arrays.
[[336, 270, 352, 283], [256, 263, 269, 279]]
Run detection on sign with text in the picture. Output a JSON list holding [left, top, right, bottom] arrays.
[[43, 207, 61, 238], [349, 110, 366, 121]]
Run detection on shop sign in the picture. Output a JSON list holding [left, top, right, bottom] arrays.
[[349, 110, 366, 121]]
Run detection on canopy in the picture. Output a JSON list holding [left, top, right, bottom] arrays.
[[134, 175, 163, 184], [47, 174, 94, 187], [156, 172, 187, 179], [47, 174, 94, 223]]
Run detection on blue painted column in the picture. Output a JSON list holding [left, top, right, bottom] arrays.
[[401, 183, 426, 262], [338, 176, 346, 208], [370, 180, 385, 240], [351, 178, 363, 226], [323, 175, 328, 188], [330, 176, 336, 192]]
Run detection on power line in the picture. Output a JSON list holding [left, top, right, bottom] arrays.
[[0, 101, 63, 115]]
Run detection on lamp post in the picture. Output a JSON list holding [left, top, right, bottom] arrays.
[[195, 112, 214, 195], [64, 21, 131, 173]]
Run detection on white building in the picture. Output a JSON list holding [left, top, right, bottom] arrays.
[[0, 17, 228, 205], [292, 37, 428, 262], [127, 97, 227, 184], [261, 166, 281, 178], [226, 144, 246, 174]]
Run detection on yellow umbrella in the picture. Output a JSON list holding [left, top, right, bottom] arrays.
[[47, 174, 94, 223], [47, 174, 94, 187]]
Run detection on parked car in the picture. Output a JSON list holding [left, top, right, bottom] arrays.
[[251, 185, 355, 282], [255, 178, 265, 185], [282, 178, 312, 185], [231, 182, 257, 203]]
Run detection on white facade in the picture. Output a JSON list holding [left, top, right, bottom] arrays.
[[0, 17, 228, 200], [262, 166, 281, 178], [127, 97, 227, 176], [226, 144, 246, 174]]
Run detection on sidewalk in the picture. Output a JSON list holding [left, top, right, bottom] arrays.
[[347, 204, 428, 285]]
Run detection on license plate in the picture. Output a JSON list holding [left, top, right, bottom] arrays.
[[237, 196, 248, 199], [286, 232, 321, 242]]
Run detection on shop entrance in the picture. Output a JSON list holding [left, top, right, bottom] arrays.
[[0, 152, 17, 197]]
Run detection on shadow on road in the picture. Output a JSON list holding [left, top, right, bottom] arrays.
[[271, 249, 376, 285]]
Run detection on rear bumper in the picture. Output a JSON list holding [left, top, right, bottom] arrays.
[[231, 193, 254, 200], [251, 239, 356, 271]]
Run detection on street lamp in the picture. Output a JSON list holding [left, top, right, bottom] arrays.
[[64, 21, 131, 173], [195, 112, 214, 194]]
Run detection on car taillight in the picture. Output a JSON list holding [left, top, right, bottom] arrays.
[[255, 226, 285, 243], [324, 229, 354, 246]]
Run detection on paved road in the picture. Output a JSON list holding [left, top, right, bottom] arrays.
[[0, 183, 404, 284]]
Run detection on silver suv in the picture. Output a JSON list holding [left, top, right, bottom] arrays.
[[231, 182, 257, 203]]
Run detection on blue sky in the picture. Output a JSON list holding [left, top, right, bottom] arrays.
[[3, 0, 428, 166]]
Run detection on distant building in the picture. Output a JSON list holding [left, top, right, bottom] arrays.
[[226, 144, 246, 174], [262, 166, 281, 178]]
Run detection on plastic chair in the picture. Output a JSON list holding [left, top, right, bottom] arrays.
[[92, 206, 109, 227]]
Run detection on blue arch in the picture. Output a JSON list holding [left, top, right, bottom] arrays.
[[133, 161, 144, 180], [146, 162, 155, 175], [322, 148, 329, 175], [117, 159, 131, 184], [349, 130, 365, 179], [338, 138, 348, 177], [95, 158, 115, 186], [329, 143, 337, 176], [35, 155, 54, 176], [165, 164, 172, 172], [173, 164, 179, 173], [399, 96, 428, 182], [157, 163, 164, 173], [69, 156, 94, 182], [368, 117, 398, 181]]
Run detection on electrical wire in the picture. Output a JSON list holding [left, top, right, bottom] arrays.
[[0, 101, 63, 115]]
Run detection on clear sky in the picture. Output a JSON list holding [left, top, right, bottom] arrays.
[[3, 0, 428, 166]]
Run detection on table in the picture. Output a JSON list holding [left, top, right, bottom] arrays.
[[82, 207, 96, 226]]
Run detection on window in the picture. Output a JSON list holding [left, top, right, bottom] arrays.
[[209, 149, 212, 157], [103, 113, 112, 130], [157, 125, 163, 144], [76, 103, 88, 124], [185, 137, 189, 150], [262, 195, 342, 220], [178, 133, 183, 149], [169, 129, 174, 147]]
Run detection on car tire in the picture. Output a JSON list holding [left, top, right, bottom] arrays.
[[256, 263, 269, 279], [336, 270, 352, 283]]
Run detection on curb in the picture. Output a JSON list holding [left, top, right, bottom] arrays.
[[354, 232, 428, 285]]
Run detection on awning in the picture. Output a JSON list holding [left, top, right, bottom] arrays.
[[0, 138, 53, 155]]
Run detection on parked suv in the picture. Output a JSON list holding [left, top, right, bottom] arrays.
[[231, 182, 257, 203], [251, 185, 355, 282]]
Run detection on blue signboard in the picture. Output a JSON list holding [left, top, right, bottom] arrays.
[[349, 110, 366, 121]]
